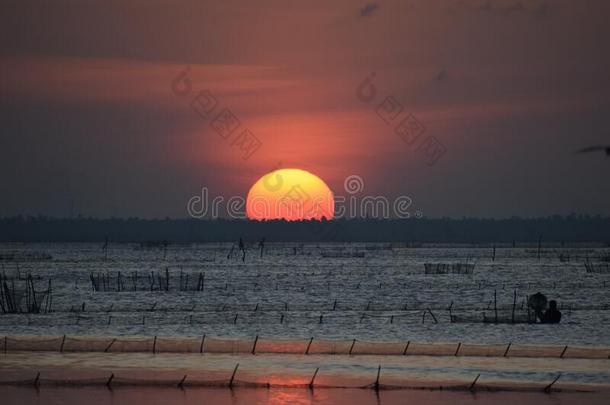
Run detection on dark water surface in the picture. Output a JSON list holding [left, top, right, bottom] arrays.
[[1, 242, 609, 345]]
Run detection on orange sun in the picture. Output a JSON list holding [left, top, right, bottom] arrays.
[[246, 168, 334, 221]]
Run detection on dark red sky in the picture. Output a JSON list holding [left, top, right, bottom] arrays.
[[1, 0, 609, 218]]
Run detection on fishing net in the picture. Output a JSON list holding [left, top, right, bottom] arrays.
[[1, 334, 609, 359]]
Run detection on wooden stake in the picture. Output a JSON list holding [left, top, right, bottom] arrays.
[[373, 365, 381, 392], [511, 290, 517, 323], [229, 364, 239, 388], [308, 368, 319, 390], [402, 341, 410, 356], [106, 373, 114, 388], [305, 337, 314, 355], [427, 308, 438, 323], [251, 335, 259, 355], [544, 373, 561, 393], [349, 339, 356, 355], [59, 335, 66, 353], [104, 338, 116, 353], [503, 342, 511, 357], [494, 290, 498, 324], [200, 334, 206, 354], [469, 374, 480, 392], [178, 374, 187, 389]]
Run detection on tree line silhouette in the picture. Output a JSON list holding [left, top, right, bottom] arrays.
[[1, 215, 609, 243]]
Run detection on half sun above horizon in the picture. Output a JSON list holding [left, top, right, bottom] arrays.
[[246, 168, 335, 221]]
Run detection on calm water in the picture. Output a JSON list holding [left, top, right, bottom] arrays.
[[1, 242, 609, 346]]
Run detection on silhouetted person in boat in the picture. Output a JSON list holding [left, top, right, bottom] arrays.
[[538, 300, 562, 324]]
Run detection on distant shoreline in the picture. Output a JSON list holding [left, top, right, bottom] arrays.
[[1, 216, 610, 243]]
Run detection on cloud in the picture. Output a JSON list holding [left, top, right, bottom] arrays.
[[0, 56, 295, 105], [360, 3, 380, 17]]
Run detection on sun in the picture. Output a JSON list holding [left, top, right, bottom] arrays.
[[246, 168, 334, 221]]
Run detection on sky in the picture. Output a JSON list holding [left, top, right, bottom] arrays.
[[0, 0, 609, 219]]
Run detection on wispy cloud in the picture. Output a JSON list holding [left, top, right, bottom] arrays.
[[0, 56, 295, 104]]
